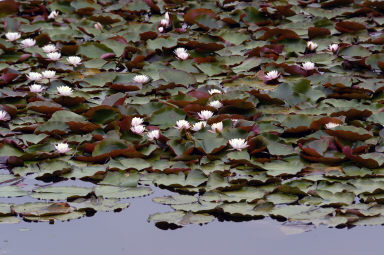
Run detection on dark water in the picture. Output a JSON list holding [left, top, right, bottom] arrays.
[[0, 190, 382, 255]]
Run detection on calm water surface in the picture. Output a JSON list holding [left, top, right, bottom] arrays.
[[0, 190, 382, 255]]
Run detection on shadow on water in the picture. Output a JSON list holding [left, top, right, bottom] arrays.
[[0, 188, 382, 255]]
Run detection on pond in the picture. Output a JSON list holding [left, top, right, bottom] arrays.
[[0, 189, 382, 255]]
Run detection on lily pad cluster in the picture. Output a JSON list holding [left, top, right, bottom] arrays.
[[1, 0, 384, 229]]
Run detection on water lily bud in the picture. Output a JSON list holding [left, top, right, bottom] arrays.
[[94, 22, 103, 31], [210, 122, 223, 133], [325, 122, 340, 129]]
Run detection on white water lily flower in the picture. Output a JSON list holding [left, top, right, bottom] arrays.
[[302, 61, 315, 71], [175, 120, 190, 130], [57, 86, 73, 96], [67, 56, 82, 66], [147, 130, 160, 141], [307, 41, 318, 51], [191, 121, 207, 131], [158, 27, 164, 33], [210, 122, 223, 133], [133, 75, 149, 84], [265, 70, 280, 81], [131, 125, 146, 135], [208, 100, 223, 109], [26, 72, 42, 81], [325, 122, 340, 129], [174, 47, 189, 60], [5, 32, 20, 41], [198, 110, 213, 120], [42, 44, 57, 53], [54, 143, 71, 153], [329, 43, 339, 53], [29, 84, 44, 93], [20, 38, 36, 48], [228, 138, 248, 151], [94, 22, 102, 31], [208, 89, 222, 95], [131, 117, 144, 126], [42, 70, 56, 79], [160, 18, 170, 27], [46, 52, 61, 61], [0, 110, 10, 121], [48, 10, 59, 20]]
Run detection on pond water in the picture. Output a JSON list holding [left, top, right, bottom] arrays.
[[0, 189, 382, 255]]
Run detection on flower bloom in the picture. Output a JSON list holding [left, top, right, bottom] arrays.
[[175, 120, 190, 130], [48, 10, 59, 20], [209, 122, 223, 133], [42, 70, 56, 79], [158, 27, 164, 33], [131, 117, 144, 126], [94, 22, 102, 31], [329, 43, 339, 53], [67, 56, 82, 66], [191, 121, 207, 131], [0, 110, 10, 121], [174, 47, 189, 60], [27, 72, 42, 81], [57, 86, 73, 96], [20, 38, 36, 48], [228, 138, 248, 151], [147, 130, 160, 141], [42, 44, 57, 53], [160, 19, 170, 27], [307, 41, 318, 51], [133, 75, 149, 84], [131, 125, 146, 135], [302, 61, 315, 71], [29, 84, 44, 93], [198, 110, 213, 120], [5, 32, 21, 41], [208, 89, 222, 95], [46, 52, 61, 61], [325, 122, 340, 129], [54, 143, 71, 153], [209, 100, 223, 109], [264, 70, 280, 81]]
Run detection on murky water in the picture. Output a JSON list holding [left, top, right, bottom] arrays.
[[0, 189, 382, 255]]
